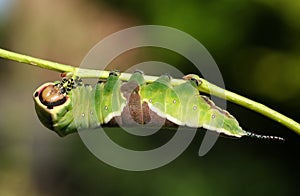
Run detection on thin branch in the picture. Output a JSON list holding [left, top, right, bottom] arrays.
[[0, 48, 299, 135], [0, 48, 75, 73]]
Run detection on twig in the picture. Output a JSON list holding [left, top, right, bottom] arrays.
[[0, 48, 299, 135]]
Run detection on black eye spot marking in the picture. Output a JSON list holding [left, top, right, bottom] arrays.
[[190, 78, 199, 86], [75, 77, 83, 86], [60, 87, 66, 94], [109, 70, 120, 76], [62, 78, 68, 83], [34, 91, 39, 97], [47, 105, 54, 109], [134, 70, 144, 75], [164, 73, 172, 80]]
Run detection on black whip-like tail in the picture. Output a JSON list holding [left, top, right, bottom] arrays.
[[245, 131, 285, 142]]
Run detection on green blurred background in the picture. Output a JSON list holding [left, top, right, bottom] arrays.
[[0, 0, 299, 195]]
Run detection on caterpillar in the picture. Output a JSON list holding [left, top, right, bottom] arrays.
[[33, 71, 284, 141]]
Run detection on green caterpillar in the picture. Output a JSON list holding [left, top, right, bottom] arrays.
[[33, 71, 284, 141]]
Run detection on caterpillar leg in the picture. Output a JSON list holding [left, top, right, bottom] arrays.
[[128, 70, 145, 85]]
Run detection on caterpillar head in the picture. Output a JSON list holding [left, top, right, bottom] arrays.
[[36, 83, 67, 109], [33, 82, 72, 136]]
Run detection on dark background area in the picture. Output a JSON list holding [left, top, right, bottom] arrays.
[[0, 0, 299, 195]]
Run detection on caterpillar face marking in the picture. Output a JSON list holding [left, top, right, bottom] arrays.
[[34, 77, 78, 109], [33, 72, 284, 141], [39, 85, 67, 109]]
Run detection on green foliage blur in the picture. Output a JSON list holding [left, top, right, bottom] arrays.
[[0, 0, 299, 195]]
